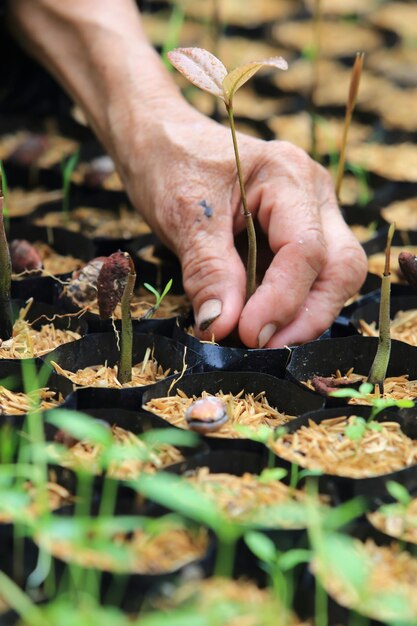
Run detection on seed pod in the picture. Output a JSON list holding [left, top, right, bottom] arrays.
[[97, 251, 132, 319], [65, 257, 106, 306], [399, 251, 417, 291], [9, 134, 49, 166], [311, 375, 359, 397], [185, 396, 228, 434], [9, 239, 43, 274]]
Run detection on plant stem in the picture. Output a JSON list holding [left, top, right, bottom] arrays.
[[0, 173, 13, 340], [335, 52, 365, 201], [117, 264, 136, 384], [310, 0, 321, 161], [226, 103, 257, 300], [367, 223, 395, 393], [214, 536, 237, 578]]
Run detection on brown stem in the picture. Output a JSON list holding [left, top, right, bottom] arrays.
[[0, 174, 13, 340], [117, 258, 136, 385], [335, 52, 365, 201], [226, 103, 257, 300]]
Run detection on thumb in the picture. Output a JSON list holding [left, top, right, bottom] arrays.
[[180, 230, 246, 341]]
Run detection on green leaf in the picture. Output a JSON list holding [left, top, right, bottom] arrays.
[[386, 481, 412, 506], [143, 283, 159, 299], [277, 548, 311, 571], [223, 57, 287, 103], [258, 468, 287, 483], [344, 417, 366, 441], [244, 531, 276, 564], [141, 427, 199, 448], [367, 421, 382, 432], [159, 278, 173, 301], [46, 409, 113, 447]]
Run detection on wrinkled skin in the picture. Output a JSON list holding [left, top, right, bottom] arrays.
[[119, 105, 367, 348], [10, 0, 368, 348]]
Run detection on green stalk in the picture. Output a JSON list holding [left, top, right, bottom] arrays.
[[0, 172, 13, 340], [367, 223, 395, 393], [226, 103, 257, 300], [214, 536, 237, 578], [117, 260, 136, 385]]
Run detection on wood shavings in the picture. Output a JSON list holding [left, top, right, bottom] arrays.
[[65, 284, 189, 320], [368, 499, 417, 543], [35, 206, 150, 239], [273, 20, 382, 57], [346, 144, 417, 183], [12, 241, 83, 280], [51, 356, 170, 388], [316, 539, 417, 622], [49, 424, 184, 480], [0, 481, 73, 523], [0, 301, 81, 359], [144, 390, 295, 438], [36, 523, 209, 574], [382, 197, 417, 230], [0, 386, 61, 415], [185, 468, 319, 527], [368, 246, 417, 282], [270, 415, 417, 478], [6, 188, 63, 218], [359, 309, 417, 347]]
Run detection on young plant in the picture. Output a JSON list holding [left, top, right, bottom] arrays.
[[331, 381, 414, 441], [167, 47, 288, 300], [97, 251, 136, 384], [335, 51, 365, 201], [61, 149, 79, 223], [367, 222, 396, 393], [143, 278, 173, 319], [0, 169, 13, 340]]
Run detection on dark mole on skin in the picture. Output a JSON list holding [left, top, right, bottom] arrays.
[[199, 199, 213, 218]]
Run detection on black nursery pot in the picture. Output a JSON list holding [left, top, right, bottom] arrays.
[[9, 298, 87, 346], [43, 332, 202, 411], [164, 450, 308, 583], [37, 504, 215, 613], [0, 359, 75, 418], [141, 370, 325, 452], [270, 405, 417, 505], [286, 335, 417, 407], [173, 314, 291, 376], [349, 295, 417, 338], [9, 220, 96, 304], [128, 233, 184, 294]]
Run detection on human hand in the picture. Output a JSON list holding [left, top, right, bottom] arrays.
[[117, 104, 367, 348]]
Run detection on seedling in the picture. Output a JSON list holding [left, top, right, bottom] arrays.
[[0, 169, 13, 340], [60, 149, 79, 224], [168, 47, 288, 300], [97, 251, 136, 384], [331, 381, 414, 441], [142, 278, 173, 319], [335, 51, 365, 201], [366, 223, 395, 392]]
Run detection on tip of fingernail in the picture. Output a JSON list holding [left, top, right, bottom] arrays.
[[197, 299, 222, 332], [258, 323, 277, 348]]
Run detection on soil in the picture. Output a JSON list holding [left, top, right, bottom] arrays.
[[144, 389, 295, 438]]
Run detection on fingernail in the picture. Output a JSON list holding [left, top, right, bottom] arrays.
[[258, 323, 277, 348], [197, 299, 222, 332]]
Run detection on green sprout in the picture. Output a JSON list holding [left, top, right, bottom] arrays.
[[143, 278, 173, 319], [168, 47, 288, 301], [61, 149, 79, 223], [331, 381, 414, 441]]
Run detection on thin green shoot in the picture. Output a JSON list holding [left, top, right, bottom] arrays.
[[61, 149, 79, 223], [143, 278, 173, 318]]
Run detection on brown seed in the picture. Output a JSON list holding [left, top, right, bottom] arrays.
[[9, 239, 43, 274], [185, 396, 228, 434]]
